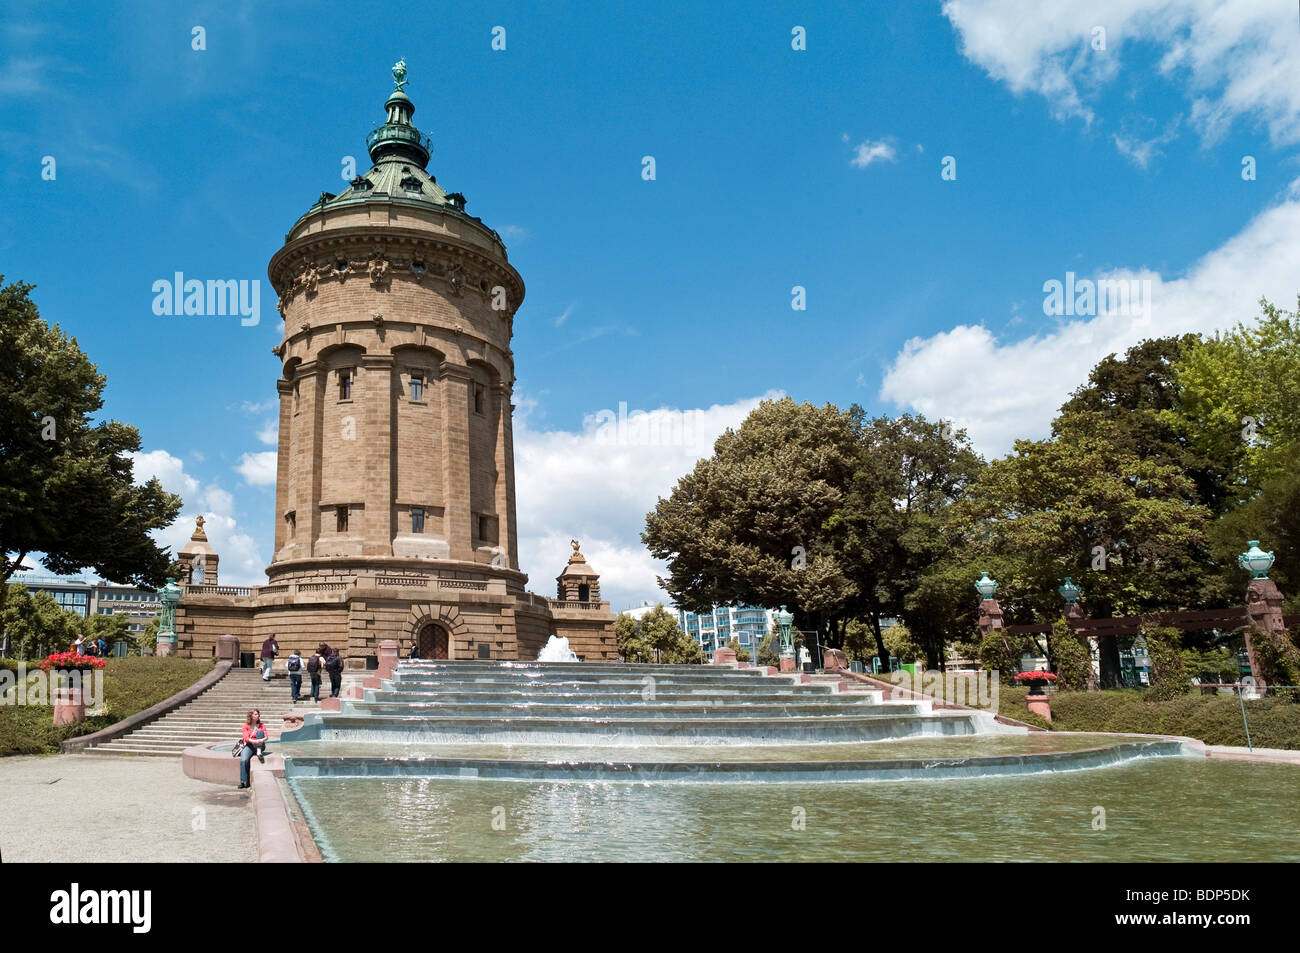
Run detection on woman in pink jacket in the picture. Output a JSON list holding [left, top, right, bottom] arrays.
[[237, 708, 267, 789]]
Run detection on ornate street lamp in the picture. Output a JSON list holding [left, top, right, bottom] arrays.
[[1238, 540, 1275, 579], [775, 605, 795, 660], [1058, 576, 1081, 604], [157, 577, 182, 655], [974, 572, 999, 601]]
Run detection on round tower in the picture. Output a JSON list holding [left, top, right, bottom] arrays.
[[266, 60, 524, 588]]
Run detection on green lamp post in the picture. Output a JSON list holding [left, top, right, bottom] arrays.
[[1058, 576, 1081, 604], [157, 577, 182, 657], [775, 605, 795, 661], [974, 572, 999, 601], [1238, 540, 1275, 579]]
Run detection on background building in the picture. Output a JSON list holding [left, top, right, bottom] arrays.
[[679, 605, 775, 657]]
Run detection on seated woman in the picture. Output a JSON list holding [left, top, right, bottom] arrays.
[[238, 708, 268, 789]]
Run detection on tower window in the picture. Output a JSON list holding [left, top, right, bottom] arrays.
[[286, 511, 296, 538], [336, 506, 349, 533], [473, 382, 485, 415], [411, 507, 424, 533], [339, 370, 353, 400], [410, 374, 424, 402], [478, 515, 489, 541]]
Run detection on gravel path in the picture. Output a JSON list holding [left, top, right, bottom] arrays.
[[0, 753, 256, 863]]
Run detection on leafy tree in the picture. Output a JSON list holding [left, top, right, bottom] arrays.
[[1, 583, 77, 658], [1142, 625, 1190, 701], [615, 606, 702, 664], [1048, 619, 1093, 690], [0, 278, 183, 613], [644, 398, 860, 651]]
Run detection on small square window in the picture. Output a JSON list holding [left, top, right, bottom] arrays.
[[339, 371, 353, 400], [411, 507, 424, 534], [337, 506, 349, 533], [410, 374, 424, 402]]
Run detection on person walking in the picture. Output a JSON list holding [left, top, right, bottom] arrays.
[[237, 708, 267, 789], [286, 648, 304, 703], [260, 634, 279, 681], [325, 649, 344, 698], [96, 635, 108, 658], [306, 648, 324, 702]]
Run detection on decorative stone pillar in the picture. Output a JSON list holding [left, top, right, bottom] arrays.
[[53, 683, 86, 726], [1240, 541, 1285, 687]]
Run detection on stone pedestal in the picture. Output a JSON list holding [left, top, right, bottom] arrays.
[[156, 639, 175, 657], [1025, 692, 1052, 723], [779, 656, 796, 673], [712, 647, 737, 665], [1245, 577, 1287, 686], [977, 598, 1004, 636], [823, 648, 848, 672], [216, 634, 240, 662], [376, 639, 400, 678], [53, 686, 86, 726]]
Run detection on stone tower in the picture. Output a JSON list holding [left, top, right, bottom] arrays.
[[267, 60, 522, 581], [173, 62, 616, 663]]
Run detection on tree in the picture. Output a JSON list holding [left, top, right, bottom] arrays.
[[615, 606, 703, 664], [643, 398, 860, 651], [0, 278, 183, 608], [1, 583, 77, 658]]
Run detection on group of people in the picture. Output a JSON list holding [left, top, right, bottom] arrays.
[[259, 637, 345, 703], [71, 634, 109, 658]]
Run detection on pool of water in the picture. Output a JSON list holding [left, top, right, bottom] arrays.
[[288, 757, 1300, 862]]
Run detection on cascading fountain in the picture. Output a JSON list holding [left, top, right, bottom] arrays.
[[269, 658, 1268, 862]]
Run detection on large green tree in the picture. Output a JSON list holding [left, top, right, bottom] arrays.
[[0, 278, 181, 601], [614, 606, 703, 664], [643, 398, 861, 650]]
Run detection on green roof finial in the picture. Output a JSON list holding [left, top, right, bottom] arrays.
[[392, 58, 408, 92]]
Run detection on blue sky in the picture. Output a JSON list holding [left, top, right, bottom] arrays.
[[4, 1, 1300, 608]]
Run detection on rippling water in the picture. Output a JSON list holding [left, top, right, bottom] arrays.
[[289, 758, 1300, 862]]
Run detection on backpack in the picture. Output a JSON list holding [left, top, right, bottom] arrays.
[[307, 654, 321, 674], [325, 653, 343, 674], [287, 655, 301, 673]]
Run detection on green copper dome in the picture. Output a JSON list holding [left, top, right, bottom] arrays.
[[292, 60, 497, 244]]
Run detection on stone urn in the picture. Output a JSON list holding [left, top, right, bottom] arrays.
[[52, 680, 86, 726]]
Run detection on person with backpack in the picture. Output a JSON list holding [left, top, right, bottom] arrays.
[[96, 635, 108, 658], [306, 648, 324, 701], [260, 635, 279, 681], [286, 648, 304, 703], [325, 649, 344, 698]]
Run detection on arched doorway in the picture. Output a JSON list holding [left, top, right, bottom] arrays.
[[416, 622, 449, 660]]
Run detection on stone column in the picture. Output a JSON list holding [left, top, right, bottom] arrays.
[[297, 363, 323, 556], [274, 378, 294, 555], [440, 362, 474, 561], [361, 353, 395, 556], [1244, 577, 1286, 687], [977, 598, 1004, 637], [494, 380, 516, 570]]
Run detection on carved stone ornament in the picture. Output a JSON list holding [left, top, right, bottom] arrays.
[[369, 256, 391, 289]]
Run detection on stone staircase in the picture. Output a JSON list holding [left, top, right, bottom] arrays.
[[90, 668, 326, 757]]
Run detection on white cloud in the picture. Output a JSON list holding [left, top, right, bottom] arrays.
[[127, 450, 268, 586], [257, 419, 278, 445], [880, 179, 1300, 457], [943, 0, 1300, 147], [849, 138, 897, 168], [554, 302, 576, 327], [514, 392, 781, 611], [235, 451, 277, 486], [499, 224, 529, 242]]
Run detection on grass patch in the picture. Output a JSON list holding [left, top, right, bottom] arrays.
[[0, 656, 213, 756]]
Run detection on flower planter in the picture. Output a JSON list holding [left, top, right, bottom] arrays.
[[53, 686, 86, 726]]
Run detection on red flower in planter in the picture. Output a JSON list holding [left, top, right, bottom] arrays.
[[37, 652, 107, 672], [1013, 671, 1058, 683]]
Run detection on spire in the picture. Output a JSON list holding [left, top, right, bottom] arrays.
[[366, 58, 432, 168]]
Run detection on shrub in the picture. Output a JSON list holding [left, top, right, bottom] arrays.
[[1142, 625, 1190, 701], [1049, 619, 1092, 690], [1249, 626, 1300, 686]]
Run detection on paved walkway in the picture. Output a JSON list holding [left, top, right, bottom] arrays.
[[0, 754, 256, 862], [1204, 745, 1300, 765]]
